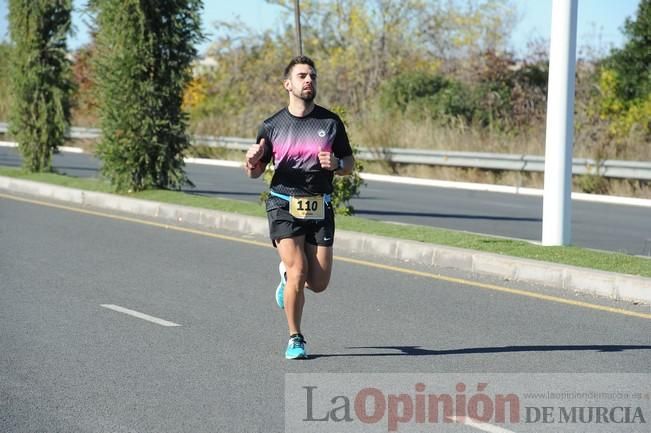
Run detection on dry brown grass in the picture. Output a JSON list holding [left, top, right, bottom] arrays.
[[349, 110, 546, 155], [348, 108, 651, 161]]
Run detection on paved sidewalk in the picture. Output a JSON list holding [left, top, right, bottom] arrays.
[[1, 175, 649, 304]]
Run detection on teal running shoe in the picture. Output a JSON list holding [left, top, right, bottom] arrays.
[[285, 334, 308, 359], [276, 261, 286, 309]]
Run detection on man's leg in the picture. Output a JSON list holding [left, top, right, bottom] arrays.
[[276, 236, 308, 335], [303, 205, 335, 292], [304, 243, 333, 293]]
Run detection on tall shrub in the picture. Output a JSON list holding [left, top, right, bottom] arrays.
[[0, 43, 14, 121], [8, 0, 73, 172], [92, 0, 203, 191]]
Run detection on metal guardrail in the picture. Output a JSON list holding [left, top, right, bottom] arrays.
[[2, 122, 651, 180]]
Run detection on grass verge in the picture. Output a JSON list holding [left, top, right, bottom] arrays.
[[1, 166, 649, 278]]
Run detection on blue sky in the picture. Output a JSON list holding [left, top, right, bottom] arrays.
[[0, 0, 641, 57]]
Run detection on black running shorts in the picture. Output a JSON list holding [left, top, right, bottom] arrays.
[[267, 204, 335, 247]]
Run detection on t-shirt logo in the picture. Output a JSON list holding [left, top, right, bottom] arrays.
[[318, 129, 326, 138]]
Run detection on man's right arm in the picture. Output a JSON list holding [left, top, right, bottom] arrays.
[[245, 160, 266, 178], [244, 137, 269, 178]]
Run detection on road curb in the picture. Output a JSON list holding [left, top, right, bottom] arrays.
[[1, 175, 649, 304]]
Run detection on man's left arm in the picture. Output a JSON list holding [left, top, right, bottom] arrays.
[[332, 116, 354, 176], [334, 155, 354, 175]]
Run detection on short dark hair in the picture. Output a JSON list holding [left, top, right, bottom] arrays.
[[284, 55, 316, 79]]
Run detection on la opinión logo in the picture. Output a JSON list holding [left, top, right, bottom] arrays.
[[302, 382, 520, 432]]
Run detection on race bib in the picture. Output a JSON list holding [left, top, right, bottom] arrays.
[[289, 196, 325, 220]]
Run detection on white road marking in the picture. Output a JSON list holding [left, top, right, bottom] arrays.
[[449, 416, 517, 433], [100, 304, 181, 327]]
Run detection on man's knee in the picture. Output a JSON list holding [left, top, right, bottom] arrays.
[[307, 279, 329, 293], [286, 265, 308, 284]]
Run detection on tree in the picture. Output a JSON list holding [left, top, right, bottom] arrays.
[[594, 0, 651, 149], [8, 0, 73, 172], [91, 0, 203, 192], [198, 20, 292, 136], [262, 0, 517, 113], [268, 0, 431, 111], [604, 0, 651, 102]]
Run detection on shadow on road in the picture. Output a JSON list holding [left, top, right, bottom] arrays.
[[56, 166, 100, 173], [309, 344, 651, 359], [354, 210, 541, 222], [183, 190, 261, 197]]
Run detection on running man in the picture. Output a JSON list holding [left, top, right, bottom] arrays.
[[244, 56, 354, 359]]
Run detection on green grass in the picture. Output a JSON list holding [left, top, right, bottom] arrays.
[[1, 166, 650, 278]]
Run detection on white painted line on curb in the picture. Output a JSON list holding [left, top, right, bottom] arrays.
[[0, 142, 84, 153], [571, 191, 651, 207], [59, 146, 84, 153], [449, 416, 517, 433], [100, 304, 181, 327], [184, 157, 242, 168]]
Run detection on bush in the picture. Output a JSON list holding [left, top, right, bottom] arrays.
[[577, 174, 609, 195], [379, 72, 449, 113], [379, 72, 474, 124]]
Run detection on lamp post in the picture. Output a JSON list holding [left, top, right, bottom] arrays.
[[542, 0, 578, 246], [294, 0, 303, 56]]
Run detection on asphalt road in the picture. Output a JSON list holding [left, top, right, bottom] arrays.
[[1, 193, 650, 432], [1, 147, 650, 255]]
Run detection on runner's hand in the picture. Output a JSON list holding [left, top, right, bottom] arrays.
[[318, 151, 338, 171], [246, 138, 266, 167]]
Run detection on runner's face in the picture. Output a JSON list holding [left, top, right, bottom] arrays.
[[286, 63, 317, 101]]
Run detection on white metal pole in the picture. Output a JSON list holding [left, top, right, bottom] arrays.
[[542, 0, 578, 246]]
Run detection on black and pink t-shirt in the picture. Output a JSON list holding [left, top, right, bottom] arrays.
[[257, 105, 353, 210]]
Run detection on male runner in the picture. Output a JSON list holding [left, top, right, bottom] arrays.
[[244, 56, 354, 359]]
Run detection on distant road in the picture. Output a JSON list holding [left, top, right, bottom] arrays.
[[1, 146, 650, 255]]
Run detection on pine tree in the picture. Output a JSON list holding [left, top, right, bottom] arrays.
[[8, 0, 73, 172], [91, 0, 203, 191]]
